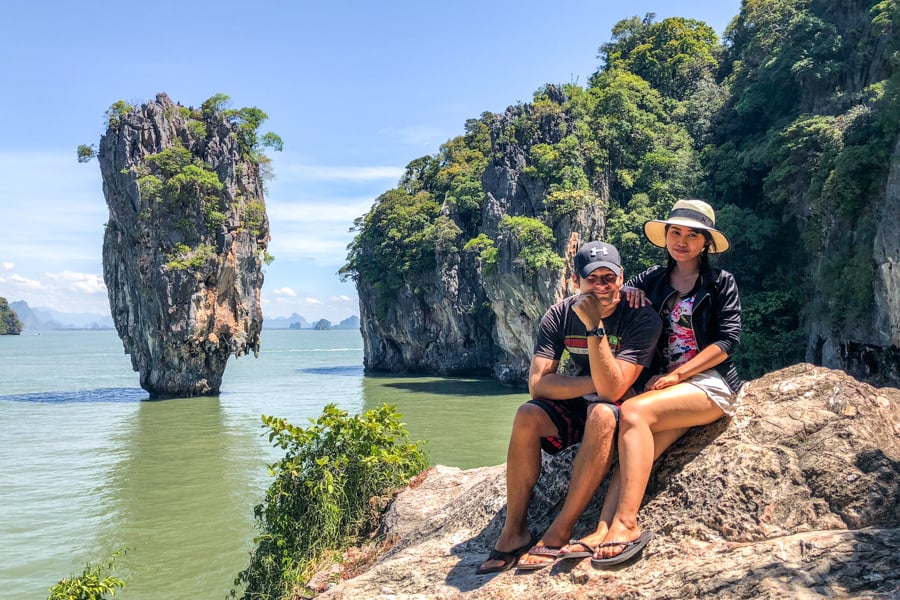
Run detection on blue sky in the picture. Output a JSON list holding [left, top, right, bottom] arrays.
[[0, 0, 740, 323]]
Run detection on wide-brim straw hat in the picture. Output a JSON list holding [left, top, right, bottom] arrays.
[[643, 199, 730, 254]]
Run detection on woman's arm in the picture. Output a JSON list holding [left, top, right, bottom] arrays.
[[647, 344, 727, 390]]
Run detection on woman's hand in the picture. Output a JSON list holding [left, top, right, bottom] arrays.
[[622, 286, 650, 308], [648, 372, 681, 390]]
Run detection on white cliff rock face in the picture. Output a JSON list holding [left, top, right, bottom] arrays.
[[98, 93, 269, 397], [315, 365, 900, 599]]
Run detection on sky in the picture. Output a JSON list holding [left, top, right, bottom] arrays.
[[0, 0, 741, 324]]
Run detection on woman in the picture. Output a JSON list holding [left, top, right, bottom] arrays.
[[560, 198, 742, 565]]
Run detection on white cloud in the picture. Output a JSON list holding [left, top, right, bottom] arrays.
[[305, 297, 322, 305], [45, 271, 106, 295], [10, 274, 44, 289], [0, 262, 13, 271], [273, 287, 296, 297]]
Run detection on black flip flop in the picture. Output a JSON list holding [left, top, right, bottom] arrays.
[[516, 544, 564, 571], [476, 532, 538, 575], [590, 530, 653, 567], [557, 539, 596, 560]]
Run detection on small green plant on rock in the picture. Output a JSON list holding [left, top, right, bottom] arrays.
[[234, 404, 429, 600], [47, 550, 127, 600]]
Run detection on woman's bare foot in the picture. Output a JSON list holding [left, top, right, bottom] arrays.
[[559, 522, 608, 556], [595, 520, 641, 559]]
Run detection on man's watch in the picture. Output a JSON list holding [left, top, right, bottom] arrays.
[[586, 326, 606, 338]]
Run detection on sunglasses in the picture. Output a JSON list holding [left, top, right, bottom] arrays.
[[583, 273, 619, 286]]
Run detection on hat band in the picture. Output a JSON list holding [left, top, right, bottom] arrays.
[[668, 208, 714, 228]]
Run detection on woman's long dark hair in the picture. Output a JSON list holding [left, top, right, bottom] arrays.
[[664, 225, 715, 272]]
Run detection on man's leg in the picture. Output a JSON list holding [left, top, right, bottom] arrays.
[[519, 402, 617, 566], [478, 402, 558, 572]]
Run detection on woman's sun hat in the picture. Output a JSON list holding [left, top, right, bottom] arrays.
[[643, 199, 730, 253]]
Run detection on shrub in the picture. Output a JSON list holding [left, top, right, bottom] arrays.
[[234, 404, 429, 599], [47, 551, 127, 600]]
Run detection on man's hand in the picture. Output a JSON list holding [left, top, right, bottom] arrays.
[[572, 291, 620, 328]]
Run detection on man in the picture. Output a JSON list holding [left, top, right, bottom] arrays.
[[476, 240, 661, 574]]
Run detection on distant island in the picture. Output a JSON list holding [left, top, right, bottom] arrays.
[[2, 300, 358, 332], [9, 300, 114, 331], [267, 313, 360, 330]]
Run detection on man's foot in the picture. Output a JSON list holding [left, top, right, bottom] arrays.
[[476, 532, 536, 574], [517, 521, 578, 570], [516, 540, 563, 570]]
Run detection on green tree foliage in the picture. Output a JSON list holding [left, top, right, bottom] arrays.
[[200, 93, 284, 156], [47, 551, 127, 600], [76, 144, 96, 163], [234, 404, 428, 600], [342, 1, 899, 381], [597, 14, 720, 100], [498, 215, 564, 275], [104, 100, 133, 128], [0, 297, 23, 335], [341, 188, 441, 293]]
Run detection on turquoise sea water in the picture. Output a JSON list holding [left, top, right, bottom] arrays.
[[0, 329, 524, 599]]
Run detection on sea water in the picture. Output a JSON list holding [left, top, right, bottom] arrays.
[[0, 329, 523, 599]]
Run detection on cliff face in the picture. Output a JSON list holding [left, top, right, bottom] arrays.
[[358, 93, 604, 384], [810, 136, 900, 385], [313, 365, 900, 599], [98, 93, 269, 397]]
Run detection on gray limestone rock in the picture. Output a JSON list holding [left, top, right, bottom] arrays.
[[98, 93, 269, 397], [316, 365, 900, 599]]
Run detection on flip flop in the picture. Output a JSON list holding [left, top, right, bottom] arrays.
[[516, 544, 564, 571], [557, 539, 595, 560], [476, 532, 538, 575], [590, 530, 653, 567]]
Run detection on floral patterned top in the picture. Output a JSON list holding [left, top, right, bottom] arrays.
[[662, 295, 699, 370]]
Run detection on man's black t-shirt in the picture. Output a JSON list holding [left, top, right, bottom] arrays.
[[533, 292, 661, 378]]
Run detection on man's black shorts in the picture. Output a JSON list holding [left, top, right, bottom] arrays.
[[529, 397, 621, 454]]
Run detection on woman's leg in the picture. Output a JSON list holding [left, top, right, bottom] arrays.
[[559, 427, 686, 552], [596, 383, 723, 558]]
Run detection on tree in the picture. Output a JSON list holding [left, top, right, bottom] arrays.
[[0, 297, 22, 335]]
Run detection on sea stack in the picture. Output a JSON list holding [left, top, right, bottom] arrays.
[[97, 93, 271, 397]]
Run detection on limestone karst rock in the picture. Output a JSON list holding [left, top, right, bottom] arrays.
[[356, 87, 605, 384], [314, 365, 899, 599], [98, 93, 270, 397]]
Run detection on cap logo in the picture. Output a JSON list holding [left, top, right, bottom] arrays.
[[590, 246, 608, 258]]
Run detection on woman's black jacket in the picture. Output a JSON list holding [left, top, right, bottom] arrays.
[[626, 265, 743, 393]]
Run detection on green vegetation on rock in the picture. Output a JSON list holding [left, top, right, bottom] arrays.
[[343, 3, 900, 380], [234, 404, 428, 600], [47, 550, 127, 600], [0, 297, 22, 335]]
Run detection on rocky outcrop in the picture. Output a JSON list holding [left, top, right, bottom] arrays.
[[315, 365, 899, 598], [98, 93, 269, 397], [359, 89, 605, 384]]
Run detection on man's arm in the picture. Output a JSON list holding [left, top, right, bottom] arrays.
[[528, 355, 596, 400], [585, 336, 644, 401]]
